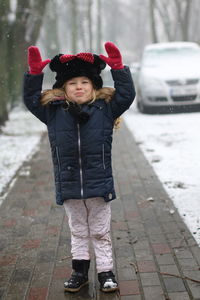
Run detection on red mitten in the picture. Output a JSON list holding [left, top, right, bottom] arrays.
[[99, 42, 124, 70], [28, 46, 51, 74]]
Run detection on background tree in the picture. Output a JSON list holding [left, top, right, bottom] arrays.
[[87, 0, 93, 51], [189, 0, 200, 44], [96, 0, 102, 53], [0, 0, 48, 125], [149, 0, 199, 43], [1, 0, 200, 126], [149, 0, 158, 43], [0, 0, 10, 124], [70, 0, 78, 53]]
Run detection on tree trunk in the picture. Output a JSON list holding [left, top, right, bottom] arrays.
[[87, 0, 93, 51], [8, 0, 49, 105], [0, 0, 11, 124], [149, 0, 158, 43], [97, 0, 102, 53], [182, 0, 192, 40], [0, 0, 49, 126], [70, 0, 78, 53], [39, 0, 60, 57]]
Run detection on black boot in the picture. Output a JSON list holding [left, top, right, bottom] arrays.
[[64, 260, 90, 292], [98, 271, 119, 292]]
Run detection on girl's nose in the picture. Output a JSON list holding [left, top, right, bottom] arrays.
[[76, 83, 82, 89]]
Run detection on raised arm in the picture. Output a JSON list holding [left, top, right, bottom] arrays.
[[23, 46, 51, 124], [100, 42, 135, 119]]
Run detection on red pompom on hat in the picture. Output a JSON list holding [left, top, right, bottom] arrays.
[[60, 53, 94, 64]]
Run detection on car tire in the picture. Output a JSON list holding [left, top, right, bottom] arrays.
[[137, 100, 150, 114]]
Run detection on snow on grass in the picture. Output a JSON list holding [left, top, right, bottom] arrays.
[[0, 107, 45, 203], [124, 105, 200, 245]]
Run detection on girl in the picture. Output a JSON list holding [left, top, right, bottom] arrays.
[[23, 42, 135, 293]]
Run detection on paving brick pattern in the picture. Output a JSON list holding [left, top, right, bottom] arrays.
[[0, 122, 200, 299]]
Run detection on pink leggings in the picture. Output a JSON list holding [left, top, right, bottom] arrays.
[[64, 197, 113, 273]]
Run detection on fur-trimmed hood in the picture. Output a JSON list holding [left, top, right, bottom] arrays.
[[40, 87, 121, 128], [40, 87, 115, 106]]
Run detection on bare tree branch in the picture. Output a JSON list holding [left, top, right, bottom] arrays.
[[154, 0, 173, 40]]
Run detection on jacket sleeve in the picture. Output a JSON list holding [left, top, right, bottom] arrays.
[[23, 72, 47, 124], [109, 66, 136, 120]]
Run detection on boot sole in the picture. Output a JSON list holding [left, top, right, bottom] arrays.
[[64, 280, 89, 293], [101, 286, 119, 293]]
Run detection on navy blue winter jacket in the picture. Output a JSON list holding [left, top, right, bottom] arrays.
[[23, 67, 135, 205]]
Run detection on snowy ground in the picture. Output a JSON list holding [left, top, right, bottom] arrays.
[[0, 104, 200, 246], [0, 107, 46, 205], [124, 104, 200, 246]]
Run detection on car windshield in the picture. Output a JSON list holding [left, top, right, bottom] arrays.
[[142, 47, 200, 67]]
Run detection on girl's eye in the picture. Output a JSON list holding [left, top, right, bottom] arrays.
[[83, 81, 89, 84]]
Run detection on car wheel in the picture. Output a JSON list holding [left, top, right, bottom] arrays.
[[137, 100, 149, 113]]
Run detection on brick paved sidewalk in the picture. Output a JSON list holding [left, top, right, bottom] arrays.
[[0, 122, 200, 300]]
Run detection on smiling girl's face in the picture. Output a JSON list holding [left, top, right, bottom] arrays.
[[64, 76, 94, 104]]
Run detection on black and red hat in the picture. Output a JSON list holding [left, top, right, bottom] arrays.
[[49, 52, 106, 89]]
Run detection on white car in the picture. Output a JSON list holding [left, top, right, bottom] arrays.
[[135, 42, 200, 113]]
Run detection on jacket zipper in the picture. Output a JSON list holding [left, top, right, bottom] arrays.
[[77, 123, 84, 198], [102, 144, 106, 169]]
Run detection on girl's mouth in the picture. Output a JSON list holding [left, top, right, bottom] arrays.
[[75, 92, 84, 97]]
